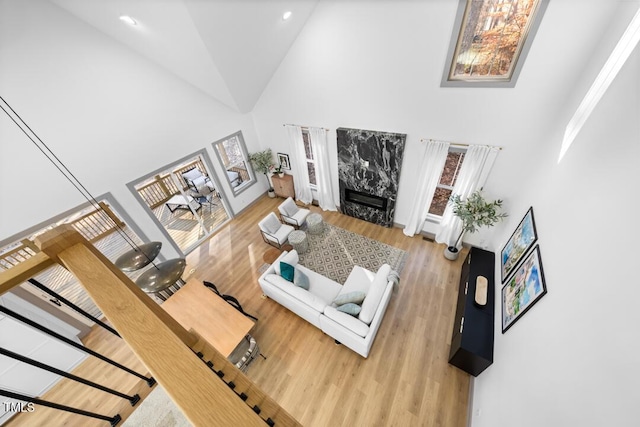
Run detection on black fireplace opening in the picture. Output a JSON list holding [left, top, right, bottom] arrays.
[[344, 188, 388, 211]]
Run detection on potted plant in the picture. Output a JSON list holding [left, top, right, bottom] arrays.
[[444, 190, 507, 260], [249, 149, 275, 197], [273, 164, 284, 178]]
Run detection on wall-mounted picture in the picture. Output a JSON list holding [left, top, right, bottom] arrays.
[[501, 245, 547, 333], [501, 207, 537, 282], [277, 152, 291, 170]]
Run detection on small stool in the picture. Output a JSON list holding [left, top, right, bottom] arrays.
[[288, 230, 308, 254], [306, 213, 324, 235]]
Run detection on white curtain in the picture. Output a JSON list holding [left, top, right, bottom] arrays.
[[285, 125, 313, 204], [308, 127, 337, 211], [435, 145, 500, 247], [403, 140, 450, 237]]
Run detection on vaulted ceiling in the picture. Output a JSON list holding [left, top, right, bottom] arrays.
[[50, 0, 318, 113]]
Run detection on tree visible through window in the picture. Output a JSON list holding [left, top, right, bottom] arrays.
[[302, 130, 317, 186], [212, 131, 255, 194], [428, 149, 466, 216]]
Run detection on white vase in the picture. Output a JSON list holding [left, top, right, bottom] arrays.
[[278, 172, 284, 178], [267, 189, 275, 198], [444, 246, 459, 261]]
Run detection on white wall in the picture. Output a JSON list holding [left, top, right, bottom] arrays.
[[0, 0, 265, 255], [252, 1, 640, 426], [471, 4, 640, 426], [252, 0, 620, 248]]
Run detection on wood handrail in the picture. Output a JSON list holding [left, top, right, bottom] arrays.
[[32, 225, 270, 426], [0, 252, 54, 295]]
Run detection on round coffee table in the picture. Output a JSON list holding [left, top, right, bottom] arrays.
[[306, 213, 324, 235], [288, 230, 308, 254]]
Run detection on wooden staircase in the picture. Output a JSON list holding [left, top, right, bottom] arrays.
[[0, 225, 301, 426]]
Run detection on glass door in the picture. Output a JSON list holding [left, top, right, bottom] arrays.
[[131, 152, 231, 254]]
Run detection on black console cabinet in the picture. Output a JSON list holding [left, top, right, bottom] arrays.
[[448, 247, 495, 377]]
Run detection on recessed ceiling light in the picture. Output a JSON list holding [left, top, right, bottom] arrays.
[[282, 11, 292, 21], [119, 15, 137, 26]]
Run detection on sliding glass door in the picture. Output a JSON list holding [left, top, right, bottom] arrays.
[[129, 150, 231, 254]]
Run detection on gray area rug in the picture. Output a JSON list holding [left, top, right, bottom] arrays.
[[122, 386, 191, 427], [296, 223, 407, 284]]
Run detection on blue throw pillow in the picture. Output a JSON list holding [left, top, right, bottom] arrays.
[[337, 303, 362, 316], [280, 261, 295, 282], [333, 291, 366, 306], [293, 268, 310, 290]]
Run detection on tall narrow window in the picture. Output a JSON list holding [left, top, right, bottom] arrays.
[[428, 148, 466, 216], [212, 131, 255, 195], [302, 130, 317, 187]]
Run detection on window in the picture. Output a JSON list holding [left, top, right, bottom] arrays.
[[428, 148, 466, 216], [443, 0, 547, 86], [212, 131, 255, 194], [302, 130, 317, 186]]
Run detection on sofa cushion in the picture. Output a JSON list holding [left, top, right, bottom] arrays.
[[359, 264, 391, 325], [293, 268, 310, 290], [274, 251, 298, 276], [324, 306, 370, 337], [265, 273, 326, 312], [281, 262, 295, 282], [333, 291, 366, 306], [337, 303, 362, 316], [342, 265, 377, 294]]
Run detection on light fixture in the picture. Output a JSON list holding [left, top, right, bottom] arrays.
[[119, 15, 137, 26], [559, 6, 640, 162], [282, 11, 292, 21], [0, 96, 186, 302]]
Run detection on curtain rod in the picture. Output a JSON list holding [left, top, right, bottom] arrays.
[[420, 138, 503, 150], [283, 123, 330, 131]]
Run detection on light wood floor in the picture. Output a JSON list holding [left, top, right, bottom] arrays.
[[188, 196, 471, 427], [6, 195, 471, 426]]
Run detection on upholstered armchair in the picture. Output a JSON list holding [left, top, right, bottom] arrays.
[[258, 212, 294, 249], [277, 197, 310, 229]]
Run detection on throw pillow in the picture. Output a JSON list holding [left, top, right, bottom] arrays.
[[274, 250, 299, 275], [293, 268, 310, 290], [263, 214, 282, 234], [282, 198, 299, 217], [280, 262, 295, 282], [333, 291, 366, 306], [337, 303, 362, 316]]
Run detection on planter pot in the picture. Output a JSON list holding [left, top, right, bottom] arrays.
[[278, 173, 284, 178], [267, 189, 276, 198], [444, 246, 459, 261]]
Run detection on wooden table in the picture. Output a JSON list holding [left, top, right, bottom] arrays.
[[161, 279, 255, 357]]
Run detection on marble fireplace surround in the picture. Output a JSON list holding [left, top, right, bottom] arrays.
[[337, 127, 406, 227]]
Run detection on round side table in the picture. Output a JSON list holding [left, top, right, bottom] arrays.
[[306, 213, 324, 235], [288, 230, 308, 254]]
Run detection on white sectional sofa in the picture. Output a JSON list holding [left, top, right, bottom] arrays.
[[258, 250, 394, 358]]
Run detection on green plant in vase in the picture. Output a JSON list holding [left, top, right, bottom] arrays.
[[249, 149, 275, 196], [445, 190, 507, 260]]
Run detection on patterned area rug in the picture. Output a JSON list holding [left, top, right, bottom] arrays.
[[295, 223, 407, 284]]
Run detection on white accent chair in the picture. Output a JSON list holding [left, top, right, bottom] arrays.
[[278, 197, 310, 229], [258, 212, 294, 249]]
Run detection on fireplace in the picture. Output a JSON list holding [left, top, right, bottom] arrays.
[[345, 189, 387, 211], [337, 127, 406, 227]]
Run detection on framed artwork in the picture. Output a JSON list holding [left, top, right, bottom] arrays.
[[442, 0, 548, 87], [277, 153, 291, 170], [501, 207, 537, 282], [501, 245, 547, 333]]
